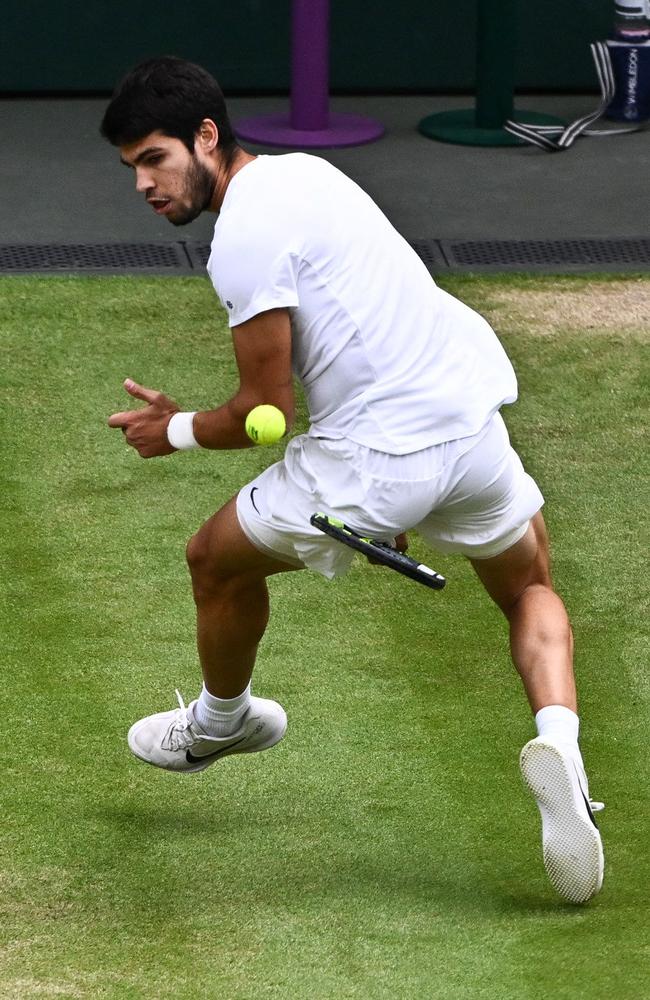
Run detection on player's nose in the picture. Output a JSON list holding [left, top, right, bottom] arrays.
[[134, 168, 153, 193]]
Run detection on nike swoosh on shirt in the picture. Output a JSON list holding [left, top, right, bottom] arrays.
[[186, 735, 248, 764], [250, 487, 261, 515]]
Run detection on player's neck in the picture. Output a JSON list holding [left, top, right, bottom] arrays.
[[210, 149, 257, 213]]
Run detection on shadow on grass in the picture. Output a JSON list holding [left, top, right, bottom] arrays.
[[87, 798, 592, 924]]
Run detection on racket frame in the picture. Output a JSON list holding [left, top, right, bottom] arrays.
[[310, 512, 446, 590]]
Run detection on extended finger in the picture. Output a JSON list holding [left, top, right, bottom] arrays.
[[108, 410, 138, 428], [123, 378, 161, 405]]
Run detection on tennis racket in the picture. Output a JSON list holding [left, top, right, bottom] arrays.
[[310, 513, 446, 591]]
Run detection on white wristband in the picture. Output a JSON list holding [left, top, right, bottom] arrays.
[[167, 411, 199, 450]]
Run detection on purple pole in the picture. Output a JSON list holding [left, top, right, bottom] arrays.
[[234, 0, 384, 148], [291, 0, 329, 130]]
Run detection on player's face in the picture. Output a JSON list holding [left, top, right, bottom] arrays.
[[119, 131, 215, 226]]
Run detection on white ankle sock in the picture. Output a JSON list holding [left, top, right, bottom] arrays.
[[535, 704, 580, 751], [194, 682, 252, 737]]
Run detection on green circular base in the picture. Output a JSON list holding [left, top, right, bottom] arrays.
[[418, 108, 565, 147]]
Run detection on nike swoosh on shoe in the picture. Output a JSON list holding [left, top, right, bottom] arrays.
[[571, 759, 599, 829], [185, 735, 248, 764]]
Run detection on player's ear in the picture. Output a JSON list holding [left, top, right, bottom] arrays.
[[196, 118, 219, 154]]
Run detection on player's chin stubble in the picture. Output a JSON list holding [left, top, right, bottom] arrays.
[[169, 158, 216, 226]]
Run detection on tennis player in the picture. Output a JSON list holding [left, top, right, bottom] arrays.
[[102, 57, 604, 903]]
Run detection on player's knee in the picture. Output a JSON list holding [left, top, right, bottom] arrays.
[[481, 559, 554, 621], [186, 533, 223, 593], [473, 517, 554, 616], [510, 577, 547, 608], [186, 531, 248, 602]]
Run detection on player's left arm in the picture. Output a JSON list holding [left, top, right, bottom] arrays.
[[108, 308, 294, 457], [195, 306, 295, 446]]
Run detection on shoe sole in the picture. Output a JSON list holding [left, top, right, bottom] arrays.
[[128, 700, 288, 774], [520, 739, 604, 903]]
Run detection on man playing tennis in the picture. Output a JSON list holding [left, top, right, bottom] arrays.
[[102, 57, 604, 904]]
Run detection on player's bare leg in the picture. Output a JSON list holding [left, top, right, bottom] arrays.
[[469, 511, 575, 713], [470, 510, 604, 902], [186, 496, 301, 698], [127, 496, 300, 773]]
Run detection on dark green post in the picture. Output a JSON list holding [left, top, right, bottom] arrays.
[[419, 0, 563, 146], [475, 0, 515, 128]]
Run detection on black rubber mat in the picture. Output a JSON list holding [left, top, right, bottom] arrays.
[[409, 240, 448, 269], [0, 242, 191, 273], [2, 239, 650, 274], [185, 242, 212, 269], [439, 237, 650, 270]]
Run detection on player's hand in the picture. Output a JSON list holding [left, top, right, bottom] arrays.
[[367, 532, 408, 564], [394, 533, 408, 553], [108, 378, 180, 458]]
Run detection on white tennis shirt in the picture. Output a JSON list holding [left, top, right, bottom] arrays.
[[207, 153, 517, 454]]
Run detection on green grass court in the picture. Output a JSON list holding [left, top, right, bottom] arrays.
[[1, 274, 648, 998]]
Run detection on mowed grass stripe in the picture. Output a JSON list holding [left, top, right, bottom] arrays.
[[0, 275, 647, 999]]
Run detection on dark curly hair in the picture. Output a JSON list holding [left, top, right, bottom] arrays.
[[100, 56, 238, 161]]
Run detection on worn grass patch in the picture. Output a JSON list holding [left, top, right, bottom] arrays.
[[442, 273, 650, 338]]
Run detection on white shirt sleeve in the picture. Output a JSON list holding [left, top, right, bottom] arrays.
[[208, 232, 300, 328]]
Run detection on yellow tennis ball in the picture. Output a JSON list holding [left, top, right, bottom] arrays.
[[245, 404, 286, 445]]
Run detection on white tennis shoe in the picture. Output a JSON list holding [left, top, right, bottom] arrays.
[[128, 690, 287, 773], [520, 737, 604, 903]]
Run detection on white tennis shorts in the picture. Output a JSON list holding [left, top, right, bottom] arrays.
[[235, 411, 544, 579]]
